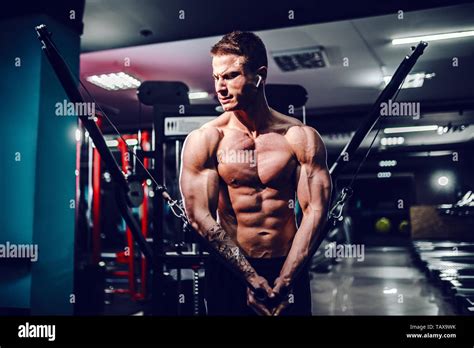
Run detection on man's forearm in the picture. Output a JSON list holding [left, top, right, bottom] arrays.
[[278, 210, 327, 286], [204, 222, 258, 281]]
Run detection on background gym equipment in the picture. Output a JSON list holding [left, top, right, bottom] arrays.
[[336, 175, 414, 245], [410, 189, 474, 315]]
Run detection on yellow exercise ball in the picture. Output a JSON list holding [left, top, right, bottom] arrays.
[[399, 220, 410, 234], [375, 217, 391, 233]]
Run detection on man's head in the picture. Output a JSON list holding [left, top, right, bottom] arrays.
[[211, 31, 268, 111]]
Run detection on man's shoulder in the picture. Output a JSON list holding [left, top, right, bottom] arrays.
[[286, 124, 320, 139], [284, 123, 325, 162], [193, 113, 229, 136], [184, 115, 228, 153], [268, 109, 323, 149]]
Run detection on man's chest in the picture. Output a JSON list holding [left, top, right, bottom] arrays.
[[216, 132, 297, 188]]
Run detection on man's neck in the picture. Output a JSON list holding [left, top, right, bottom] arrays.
[[229, 95, 272, 137]]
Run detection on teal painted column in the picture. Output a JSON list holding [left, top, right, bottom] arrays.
[[0, 14, 79, 314]]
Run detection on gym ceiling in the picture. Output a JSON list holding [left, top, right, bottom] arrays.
[[10, 0, 473, 149]]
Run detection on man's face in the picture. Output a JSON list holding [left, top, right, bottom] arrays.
[[212, 54, 256, 112]]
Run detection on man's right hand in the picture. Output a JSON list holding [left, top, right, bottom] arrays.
[[246, 275, 275, 316]]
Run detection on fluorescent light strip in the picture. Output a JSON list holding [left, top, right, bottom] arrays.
[[188, 91, 209, 100], [86, 72, 141, 91], [384, 125, 438, 134], [392, 30, 474, 45]]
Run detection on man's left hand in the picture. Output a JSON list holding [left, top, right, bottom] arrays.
[[271, 276, 292, 316]]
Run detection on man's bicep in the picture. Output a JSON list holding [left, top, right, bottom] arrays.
[[179, 129, 220, 230], [296, 163, 331, 215], [296, 129, 332, 214]]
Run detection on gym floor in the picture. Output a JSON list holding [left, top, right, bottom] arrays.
[[311, 247, 455, 315], [102, 247, 455, 316]]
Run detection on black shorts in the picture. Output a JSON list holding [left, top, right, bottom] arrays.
[[205, 256, 312, 316]]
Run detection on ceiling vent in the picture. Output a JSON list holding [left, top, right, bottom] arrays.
[[272, 46, 328, 72]]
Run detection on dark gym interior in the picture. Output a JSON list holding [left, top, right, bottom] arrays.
[[1, 0, 473, 334]]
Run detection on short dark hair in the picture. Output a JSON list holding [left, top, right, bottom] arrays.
[[210, 31, 268, 73]]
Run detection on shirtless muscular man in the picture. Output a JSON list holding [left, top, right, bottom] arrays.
[[179, 31, 332, 316]]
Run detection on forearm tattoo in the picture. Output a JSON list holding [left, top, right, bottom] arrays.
[[205, 223, 256, 279]]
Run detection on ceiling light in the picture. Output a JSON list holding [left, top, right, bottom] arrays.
[[86, 72, 141, 91], [431, 172, 454, 190], [188, 91, 209, 99], [380, 137, 404, 146], [379, 160, 397, 167], [377, 172, 392, 178], [383, 288, 397, 294], [438, 176, 449, 186], [383, 125, 438, 134], [392, 30, 474, 45]]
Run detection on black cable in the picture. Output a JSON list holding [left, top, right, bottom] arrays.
[[346, 77, 406, 191]]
